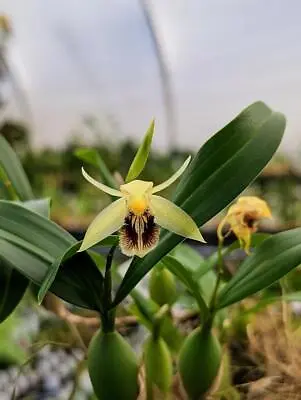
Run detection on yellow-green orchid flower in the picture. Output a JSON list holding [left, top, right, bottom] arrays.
[[79, 156, 205, 257]]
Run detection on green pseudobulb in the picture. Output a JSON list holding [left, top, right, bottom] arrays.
[[178, 327, 221, 399], [149, 267, 178, 306], [144, 336, 173, 394], [88, 330, 139, 400]]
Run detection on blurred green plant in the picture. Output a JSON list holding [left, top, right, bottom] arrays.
[[0, 312, 27, 366]]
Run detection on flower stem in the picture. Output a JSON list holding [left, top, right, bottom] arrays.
[[209, 239, 224, 314], [102, 244, 117, 333], [101, 310, 116, 333], [280, 276, 291, 348], [152, 304, 169, 341], [146, 373, 154, 400]]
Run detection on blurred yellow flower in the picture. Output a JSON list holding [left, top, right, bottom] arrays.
[[79, 156, 205, 257], [0, 15, 11, 35], [217, 196, 272, 254]]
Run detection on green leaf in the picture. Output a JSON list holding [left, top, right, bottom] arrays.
[[37, 237, 118, 305], [37, 242, 83, 305], [216, 228, 301, 309], [198, 270, 218, 304], [162, 255, 209, 320], [125, 119, 155, 182], [87, 249, 107, 271], [113, 102, 286, 307], [52, 253, 104, 310], [0, 200, 72, 261], [0, 198, 51, 322], [0, 259, 29, 323], [0, 237, 103, 311], [75, 147, 118, 189], [193, 255, 220, 282], [0, 135, 34, 200], [171, 243, 204, 272], [0, 200, 104, 310], [22, 198, 51, 218]]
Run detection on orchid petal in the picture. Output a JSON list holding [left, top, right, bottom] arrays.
[[150, 195, 205, 242], [79, 198, 126, 252], [152, 156, 191, 194], [82, 167, 122, 197]]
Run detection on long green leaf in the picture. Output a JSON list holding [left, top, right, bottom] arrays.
[[0, 200, 73, 260], [37, 242, 82, 305], [171, 243, 204, 271], [37, 237, 118, 305], [0, 201, 103, 310], [22, 198, 51, 219], [0, 136, 33, 200], [216, 228, 301, 309], [125, 119, 155, 182], [0, 237, 103, 311], [113, 102, 286, 306], [0, 198, 51, 322]]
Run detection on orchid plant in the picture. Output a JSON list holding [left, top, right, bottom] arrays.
[[2, 101, 301, 399]]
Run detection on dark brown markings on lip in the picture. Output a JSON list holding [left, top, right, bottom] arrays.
[[119, 210, 160, 255], [123, 212, 139, 246], [244, 214, 256, 229]]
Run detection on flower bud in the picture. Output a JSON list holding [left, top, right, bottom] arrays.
[[88, 330, 139, 400], [144, 336, 173, 394], [178, 327, 221, 399], [149, 267, 178, 306]]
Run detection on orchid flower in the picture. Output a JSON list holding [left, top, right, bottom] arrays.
[[79, 156, 205, 257], [217, 196, 272, 254]]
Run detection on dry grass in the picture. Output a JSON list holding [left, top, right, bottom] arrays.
[[137, 366, 187, 400], [246, 305, 301, 400], [130, 304, 301, 399]]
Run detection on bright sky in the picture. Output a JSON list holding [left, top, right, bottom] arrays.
[[2, 0, 301, 154]]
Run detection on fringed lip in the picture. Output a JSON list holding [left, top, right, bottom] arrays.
[[119, 210, 160, 258]]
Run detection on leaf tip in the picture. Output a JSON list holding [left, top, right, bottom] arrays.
[[37, 291, 45, 305]]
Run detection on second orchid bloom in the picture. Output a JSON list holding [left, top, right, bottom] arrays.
[[217, 196, 272, 254]]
